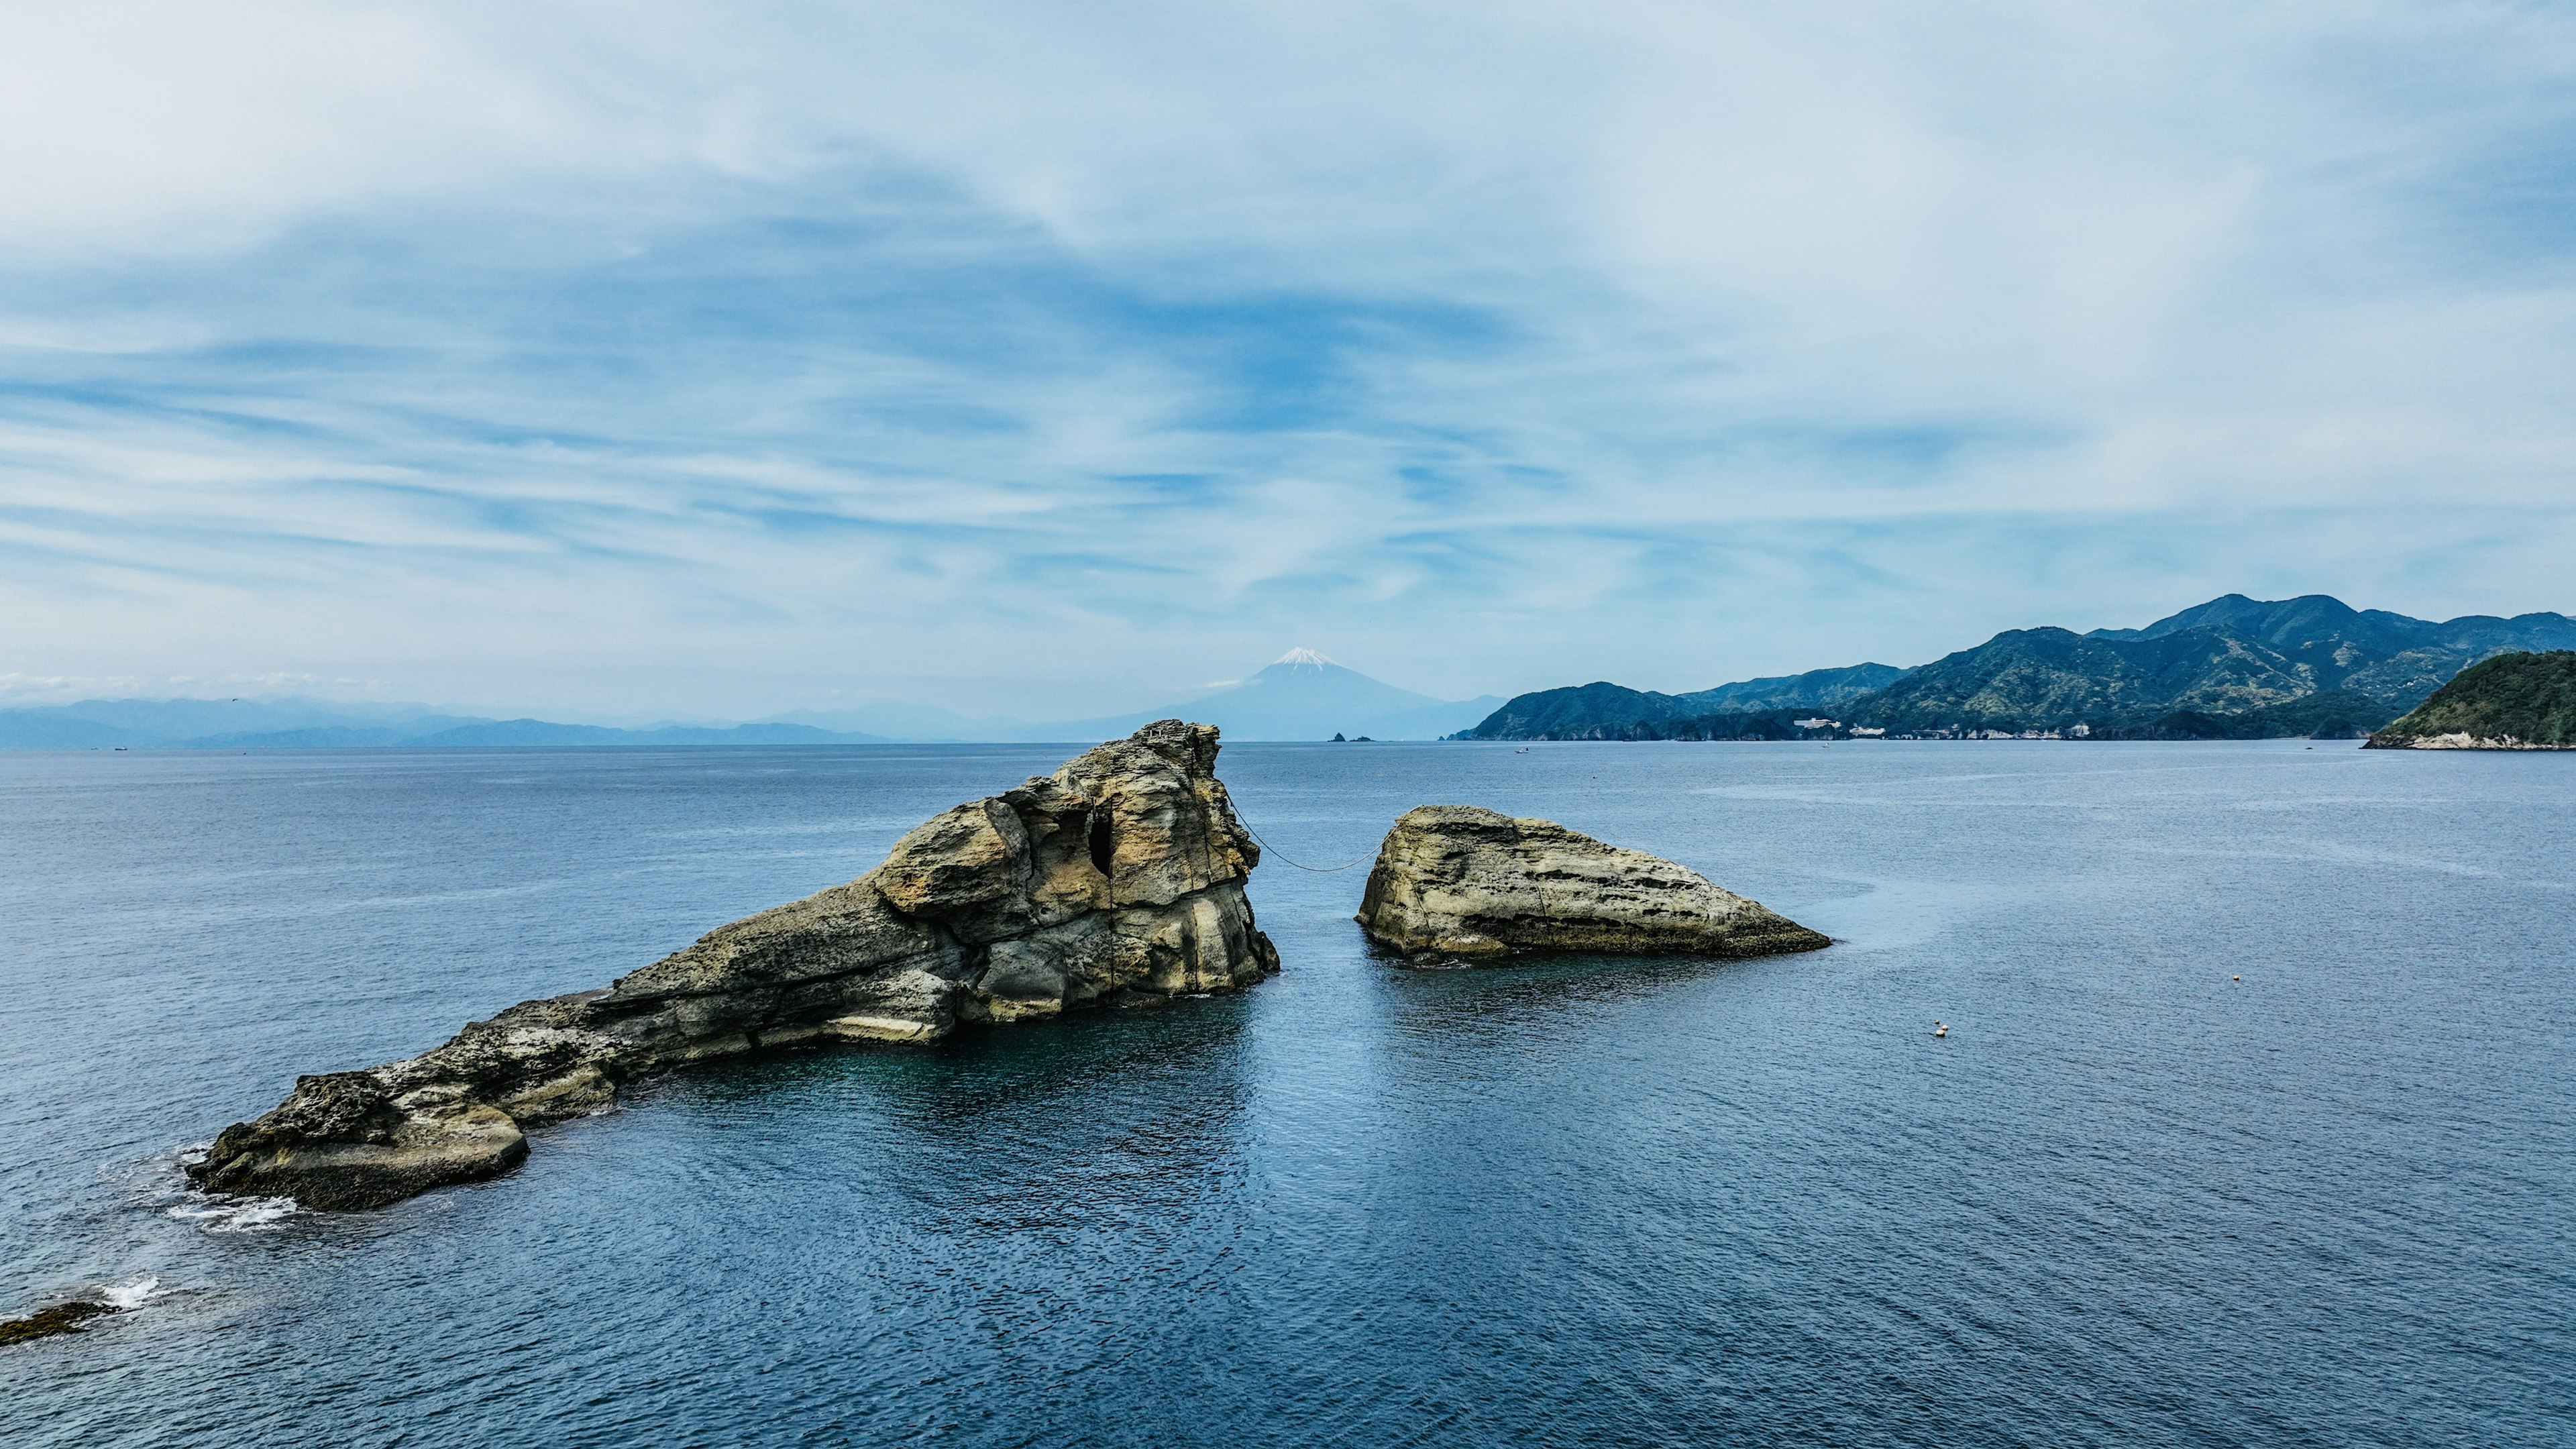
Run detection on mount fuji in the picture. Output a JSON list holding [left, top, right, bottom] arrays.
[[761, 650, 1503, 742], [1050, 649, 1503, 742]]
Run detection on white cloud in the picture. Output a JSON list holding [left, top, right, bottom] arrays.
[[1, 3, 2573, 713]]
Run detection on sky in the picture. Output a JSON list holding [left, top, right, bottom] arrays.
[[4, 1, 2574, 720]]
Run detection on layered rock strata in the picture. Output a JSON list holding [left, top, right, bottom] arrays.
[[187, 722, 1279, 1210], [1355, 805, 1829, 961]]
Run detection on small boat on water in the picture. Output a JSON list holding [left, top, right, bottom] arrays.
[[1933, 1021, 1948, 1038]]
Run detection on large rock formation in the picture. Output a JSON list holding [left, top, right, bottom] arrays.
[[187, 722, 1279, 1210], [1355, 805, 1829, 961]]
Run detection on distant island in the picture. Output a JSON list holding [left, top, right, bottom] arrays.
[[2365, 651, 2576, 751], [1463, 594, 2576, 742]]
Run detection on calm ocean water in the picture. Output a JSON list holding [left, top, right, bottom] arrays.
[[3, 740, 2571, 1446]]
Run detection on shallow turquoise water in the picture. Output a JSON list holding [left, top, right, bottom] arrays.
[[4, 740, 2571, 1445]]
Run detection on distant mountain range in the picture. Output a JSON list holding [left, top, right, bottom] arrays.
[[17, 602, 2568, 751], [0, 697, 891, 751], [0, 649, 1499, 749], [1464, 595, 2576, 741]]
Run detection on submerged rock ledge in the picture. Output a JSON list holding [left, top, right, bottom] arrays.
[[1355, 805, 1829, 962], [0, 1301, 117, 1348], [188, 722, 1279, 1210]]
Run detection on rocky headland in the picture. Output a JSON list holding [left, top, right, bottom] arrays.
[[187, 721, 1280, 1210], [1354, 805, 1829, 962], [1466, 594, 2576, 741], [2365, 650, 2576, 750]]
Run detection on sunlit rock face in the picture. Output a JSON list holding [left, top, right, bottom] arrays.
[[1355, 805, 1829, 963], [186, 722, 1279, 1210]]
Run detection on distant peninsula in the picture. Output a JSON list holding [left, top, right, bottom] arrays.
[[1463, 594, 2576, 743], [1462, 664, 1904, 740], [2364, 651, 2576, 750]]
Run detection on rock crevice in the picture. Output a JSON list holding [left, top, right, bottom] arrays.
[[187, 722, 1279, 1210], [1354, 805, 1829, 962]]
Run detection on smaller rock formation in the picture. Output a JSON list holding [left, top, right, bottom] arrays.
[[1, 1301, 116, 1348], [186, 722, 1279, 1211], [2365, 650, 2576, 750], [1355, 805, 1829, 961]]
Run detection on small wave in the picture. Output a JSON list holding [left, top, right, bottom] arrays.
[[100, 1277, 166, 1310], [168, 1195, 300, 1233]]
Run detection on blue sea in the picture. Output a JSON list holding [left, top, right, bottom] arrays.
[[4, 741, 2571, 1446]]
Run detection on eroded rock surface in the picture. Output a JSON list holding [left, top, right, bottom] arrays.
[[187, 721, 1279, 1210], [1355, 805, 1829, 962]]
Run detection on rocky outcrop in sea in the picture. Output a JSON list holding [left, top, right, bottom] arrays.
[[186, 721, 1280, 1210], [1354, 805, 1829, 962]]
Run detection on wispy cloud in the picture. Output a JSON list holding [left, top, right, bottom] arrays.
[[2, 2, 2573, 715]]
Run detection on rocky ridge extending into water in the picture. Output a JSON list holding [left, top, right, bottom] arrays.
[[1355, 805, 1829, 962], [187, 721, 1280, 1210]]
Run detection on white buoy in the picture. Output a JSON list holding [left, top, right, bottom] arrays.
[[1933, 1021, 1948, 1038]]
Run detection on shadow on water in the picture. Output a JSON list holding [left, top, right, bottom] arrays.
[[1363, 941, 1811, 1041], [663, 994, 1254, 1114], [613, 996, 1259, 1222]]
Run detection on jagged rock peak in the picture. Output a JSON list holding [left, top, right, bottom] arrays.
[[186, 720, 1279, 1211], [1354, 804, 1829, 963]]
